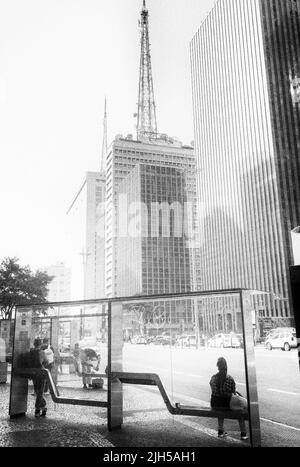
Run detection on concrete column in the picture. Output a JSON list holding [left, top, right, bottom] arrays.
[[9, 308, 32, 418], [240, 291, 261, 448], [107, 301, 123, 431]]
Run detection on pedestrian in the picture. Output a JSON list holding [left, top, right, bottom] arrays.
[[80, 348, 99, 389], [30, 338, 47, 418], [209, 357, 248, 440], [41, 338, 54, 393], [72, 343, 82, 376]]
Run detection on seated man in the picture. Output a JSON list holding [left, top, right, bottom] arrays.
[[80, 348, 100, 389]]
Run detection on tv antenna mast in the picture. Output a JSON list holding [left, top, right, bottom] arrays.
[[136, 0, 157, 141]]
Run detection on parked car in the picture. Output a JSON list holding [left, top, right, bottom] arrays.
[[208, 333, 232, 348], [182, 335, 197, 348], [152, 335, 173, 346], [175, 335, 189, 347], [131, 335, 148, 345], [265, 330, 297, 351], [208, 333, 243, 348], [231, 333, 243, 348], [264, 327, 296, 341]]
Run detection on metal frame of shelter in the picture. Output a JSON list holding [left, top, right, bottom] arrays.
[[9, 289, 261, 447]]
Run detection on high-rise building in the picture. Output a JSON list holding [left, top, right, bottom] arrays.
[[117, 163, 191, 297], [105, 1, 200, 299], [67, 171, 106, 300], [105, 136, 200, 299], [190, 0, 300, 328], [43, 262, 71, 302]]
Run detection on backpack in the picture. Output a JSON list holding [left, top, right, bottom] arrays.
[[18, 349, 42, 369], [43, 346, 54, 365]]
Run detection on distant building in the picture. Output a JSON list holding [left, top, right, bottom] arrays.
[[67, 171, 106, 300], [190, 0, 300, 331], [43, 262, 71, 302]]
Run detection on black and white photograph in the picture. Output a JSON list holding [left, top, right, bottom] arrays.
[[0, 0, 300, 453]]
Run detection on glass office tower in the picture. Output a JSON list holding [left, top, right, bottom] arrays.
[[116, 163, 191, 297], [104, 136, 200, 298], [190, 0, 300, 326]]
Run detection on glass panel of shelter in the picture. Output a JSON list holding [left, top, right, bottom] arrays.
[[121, 292, 250, 442], [13, 302, 108, 401]]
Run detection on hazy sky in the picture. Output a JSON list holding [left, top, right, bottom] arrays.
[[0, 0, 215, 272], [0, 0, 299, 280]]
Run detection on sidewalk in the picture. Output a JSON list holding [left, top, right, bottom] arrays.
[[0, 378, 299, 448]]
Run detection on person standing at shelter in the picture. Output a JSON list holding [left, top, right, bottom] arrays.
[[209, 357, 248, 440], [73, 343, 81, 375], [31, 338, 47, 418], [41, 337, 54, 393], [80, 348, 93, 389]]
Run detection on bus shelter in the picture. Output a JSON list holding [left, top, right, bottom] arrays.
[[9, 289, 261, 447]]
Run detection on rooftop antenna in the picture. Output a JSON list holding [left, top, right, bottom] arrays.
[[136, 0, 157, 141]]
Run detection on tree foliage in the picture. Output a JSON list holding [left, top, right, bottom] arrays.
[[0, 257, 53, 320]]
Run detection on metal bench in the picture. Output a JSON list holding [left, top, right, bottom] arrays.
[[12, 368, 107, 408], [112, 371, 248, 420]]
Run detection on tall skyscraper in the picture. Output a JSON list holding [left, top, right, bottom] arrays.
[[105, 0, 200, 300], [43, 262, 71, 302], [190, 0, 300, 327], [105, 136, 199, 298], [117, 163, 191, 297], [67, 171, 106, 300]]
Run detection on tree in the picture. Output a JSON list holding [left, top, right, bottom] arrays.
[[0, 257, 54, 320]]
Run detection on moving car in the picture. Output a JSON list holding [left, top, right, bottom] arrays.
[[265, 330, 297, 351]]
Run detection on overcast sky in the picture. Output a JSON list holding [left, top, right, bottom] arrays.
[[0, 0, 216, 274], [0, 0, 299, 282]]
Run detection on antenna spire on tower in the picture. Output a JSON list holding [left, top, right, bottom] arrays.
[[101, 97, 107, 172], [136, 0, 157, 141]]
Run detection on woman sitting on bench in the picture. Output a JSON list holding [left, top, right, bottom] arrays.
[[210, 357, 248, 441]]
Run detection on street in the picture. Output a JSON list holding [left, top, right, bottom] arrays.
[[123, 344, 300, 431]]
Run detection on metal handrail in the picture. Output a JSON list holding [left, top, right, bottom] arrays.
[[14, 368, 107, 408]]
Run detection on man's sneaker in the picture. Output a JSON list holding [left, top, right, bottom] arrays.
[[41, 408, 47, 417], [35, 410, 41, 418], [218, 430, 228, 438], [83, 384, 88, 389], [241, 432, 248, 441]]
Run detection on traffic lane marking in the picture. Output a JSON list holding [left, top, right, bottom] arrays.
[[267, 388, 300, 396], [133, 385, 300, 432], [260, 417, 300, 432]]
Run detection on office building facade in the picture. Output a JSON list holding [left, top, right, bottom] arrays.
[[43, 262, 72, 302], [105, 136, 201, 299], [67, 171, 106, 300], [190, 0, 300, 328], [116, 163, 191, 297]]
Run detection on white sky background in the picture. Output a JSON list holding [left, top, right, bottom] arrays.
[[0, 0, 299, 289], [0, 0, 215, 276]]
